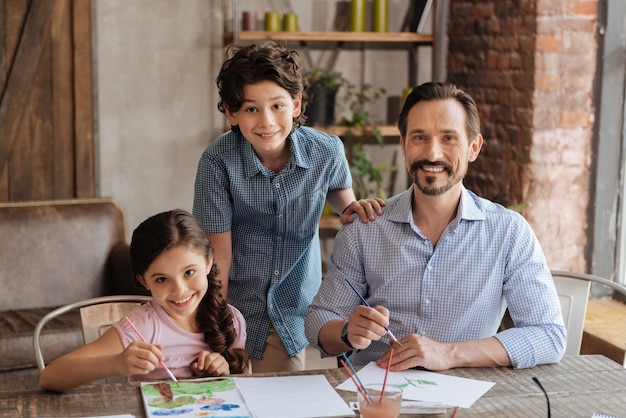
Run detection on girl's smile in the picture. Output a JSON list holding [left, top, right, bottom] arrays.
[[170, 294, 195, 306]]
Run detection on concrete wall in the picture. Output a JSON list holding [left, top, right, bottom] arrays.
[[94, 0, 224, 238]]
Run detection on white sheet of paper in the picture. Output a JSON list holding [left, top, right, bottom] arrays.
[[336, 362, 495, 408], [236, 374, 355, 418]]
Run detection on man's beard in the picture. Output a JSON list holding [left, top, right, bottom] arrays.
[[409, 160, 460, 196]]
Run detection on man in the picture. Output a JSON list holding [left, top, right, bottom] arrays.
[[305, 82, 566, 371]]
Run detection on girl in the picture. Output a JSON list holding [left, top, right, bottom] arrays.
[[39, 209, 248, 392]]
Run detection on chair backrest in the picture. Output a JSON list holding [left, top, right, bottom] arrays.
[[80, 302, 147, 345], [551, 270, 626, 356], [33, 295, 152, 370], [552, 274, 591, 355]]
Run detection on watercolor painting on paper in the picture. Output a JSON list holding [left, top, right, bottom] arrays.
[[140, 377, 251, 417]]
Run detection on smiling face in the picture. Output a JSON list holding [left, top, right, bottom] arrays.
[[137, 245, 212, 328], [225, 80, 302, 168], [401, 98, 483, 197]]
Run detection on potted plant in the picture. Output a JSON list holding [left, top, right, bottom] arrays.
[[305, 69, 395, 203], [304, 69, 348, 127], [338, 81, 395, 200]]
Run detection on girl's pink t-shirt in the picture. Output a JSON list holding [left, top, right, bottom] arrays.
[[113, 300, 246, 380]]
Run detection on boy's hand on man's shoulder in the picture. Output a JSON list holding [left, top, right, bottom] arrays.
[[340, 198, 386, 225]]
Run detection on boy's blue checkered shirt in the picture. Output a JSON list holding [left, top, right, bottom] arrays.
[[193, 126, 351, 358]]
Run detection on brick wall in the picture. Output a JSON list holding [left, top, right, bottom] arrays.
[[447, 0, 597, 271]]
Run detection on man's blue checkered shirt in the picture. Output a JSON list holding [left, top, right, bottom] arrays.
[[193, 126, 351, 358], [306, 186, 566, 369]]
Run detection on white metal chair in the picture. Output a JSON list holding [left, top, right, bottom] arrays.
[[551, 270, 626, 356], [33, 295, 152, 371]]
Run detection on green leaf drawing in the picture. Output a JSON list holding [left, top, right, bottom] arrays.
[[394, 376, 438, 389], [148, 395, 195, 409], [141, 377, 235, 396]]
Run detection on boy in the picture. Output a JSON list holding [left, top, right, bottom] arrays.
[[193, 42, 383, 372]]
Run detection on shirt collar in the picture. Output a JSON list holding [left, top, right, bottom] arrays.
[[290, 127, 312, 169], [387, 184, 486, 224], [458, 185, 486, 221]]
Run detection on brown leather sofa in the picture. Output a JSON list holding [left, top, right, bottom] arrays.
[[0, 199, 148, 377]]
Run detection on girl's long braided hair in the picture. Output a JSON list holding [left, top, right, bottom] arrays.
[[130, 209, 249, 374]]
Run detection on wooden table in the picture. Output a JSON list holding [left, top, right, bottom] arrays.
[[1, 355, 625, 417]]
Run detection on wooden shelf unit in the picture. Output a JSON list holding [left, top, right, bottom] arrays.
[[230, 30, 434, 44], [312, 125, 400, 137], [224, 1, 445, 85], [319, 215, 342, 230]]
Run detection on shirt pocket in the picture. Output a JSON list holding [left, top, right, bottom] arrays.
[[287, 187, 326, 234]]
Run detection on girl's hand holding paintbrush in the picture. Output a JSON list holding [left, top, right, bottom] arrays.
[[125, 317, 178, 384], [118, 340, 169, 376]]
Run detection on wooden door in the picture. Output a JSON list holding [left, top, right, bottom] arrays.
[[0, 0, 93, 202]]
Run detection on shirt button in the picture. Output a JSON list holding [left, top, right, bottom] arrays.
[[275, 183, 281, 189], [277, 236, 282, 241], [278, 213, 283, 219], [269, 304, 273, 309], [274, 270, 279, 276], [424, 299, 431, 305], [427, 265, 433, 271]]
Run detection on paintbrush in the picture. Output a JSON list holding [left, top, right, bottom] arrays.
[[340, 357, 372, 404], [125, 317, 179, 386], [344, 278, 403, 347], [380, 347, 393, 403]]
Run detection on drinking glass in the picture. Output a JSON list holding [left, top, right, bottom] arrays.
[[357, 383, 402, 418]]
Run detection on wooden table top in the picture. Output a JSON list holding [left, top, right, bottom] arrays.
[[1, 355, 625, 417]]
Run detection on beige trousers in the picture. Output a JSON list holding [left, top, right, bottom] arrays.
[[250, 327, 306, 373]]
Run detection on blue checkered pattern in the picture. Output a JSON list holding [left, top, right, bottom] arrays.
[[193, 126, 351, 358], [306, 186, 566, 369]]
